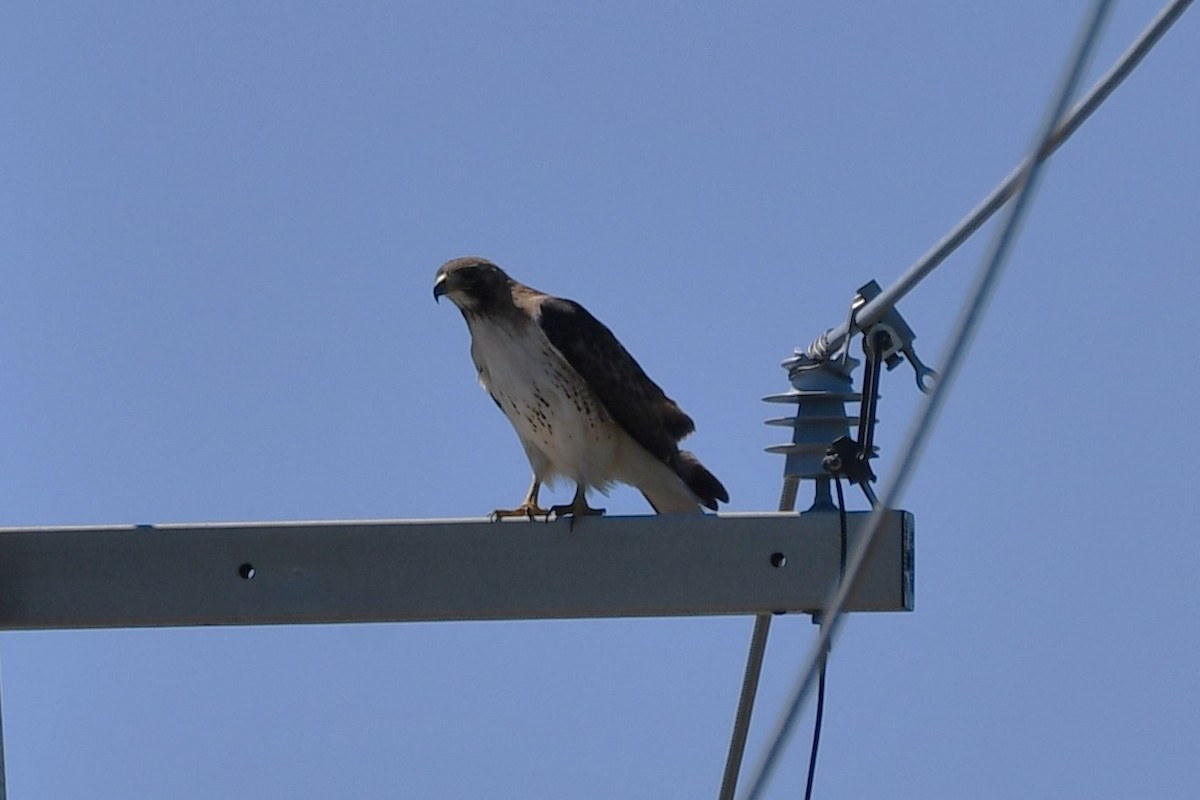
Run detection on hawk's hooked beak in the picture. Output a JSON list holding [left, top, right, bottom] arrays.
[[433, 274, 449, 303]]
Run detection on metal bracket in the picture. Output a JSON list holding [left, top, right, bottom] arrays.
[[821, 327, 887, 505], [854, 280, 938, 393]]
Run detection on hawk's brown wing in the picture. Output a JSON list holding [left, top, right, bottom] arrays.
[[536, 297, 694, 462]]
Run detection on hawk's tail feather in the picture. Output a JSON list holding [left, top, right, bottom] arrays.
[[673, 450, 729, 511]]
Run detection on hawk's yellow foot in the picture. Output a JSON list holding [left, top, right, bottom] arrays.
[[489, 502, 550, 522], [489, 479, 550, 522]]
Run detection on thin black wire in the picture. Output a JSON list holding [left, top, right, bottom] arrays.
[[835, 478, 848, 575], [739, 3, 1117, 797], [803, 663, 827, 800], [803, 479, 848, 800]]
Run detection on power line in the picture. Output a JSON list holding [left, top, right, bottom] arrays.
[[807, 0, 1196, 364], [738, 1, 1120, 797]]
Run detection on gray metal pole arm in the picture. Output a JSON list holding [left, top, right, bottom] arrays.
[[0, 512, 913, 630]]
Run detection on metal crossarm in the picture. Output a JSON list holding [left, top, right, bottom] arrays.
[[0, 512, 912, 630]]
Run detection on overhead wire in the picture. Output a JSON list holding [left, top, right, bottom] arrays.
[[738, 1, 1121, 797], [807, 0, 1196, 363]]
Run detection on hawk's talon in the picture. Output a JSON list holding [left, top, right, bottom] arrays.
[[550, 487, 606, 531], [489, 502, 551, 522], [548, 503, 606, 519], [489, 478, 548, 522]]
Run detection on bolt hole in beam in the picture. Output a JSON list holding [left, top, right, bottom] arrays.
[[238, 563, 256, 580], [769, 552, 787, 568]]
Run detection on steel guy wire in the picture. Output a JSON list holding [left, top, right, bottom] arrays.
[[807, 0, 1195, 364], [739, 2, 1117, 797]]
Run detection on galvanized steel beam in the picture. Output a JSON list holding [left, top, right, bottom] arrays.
[[0, 512, 913, 630]]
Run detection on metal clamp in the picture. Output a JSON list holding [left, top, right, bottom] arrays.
[[854, 280, 938, 394]]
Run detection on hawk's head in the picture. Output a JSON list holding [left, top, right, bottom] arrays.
[[433, 256, 513, 314]]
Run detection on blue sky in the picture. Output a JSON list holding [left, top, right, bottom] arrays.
[[2, 2, 1198, 797]]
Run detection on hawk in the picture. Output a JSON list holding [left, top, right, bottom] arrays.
[[433, 256, 728, 522]]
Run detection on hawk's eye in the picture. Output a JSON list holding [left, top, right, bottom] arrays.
[[457, 264, 490, 285]]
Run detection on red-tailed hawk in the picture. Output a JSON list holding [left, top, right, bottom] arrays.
[[434, 256, 728, 522]]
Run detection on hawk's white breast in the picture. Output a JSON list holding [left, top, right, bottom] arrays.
[[466, 315, 619, 490]]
